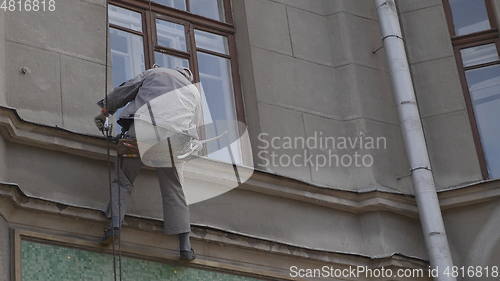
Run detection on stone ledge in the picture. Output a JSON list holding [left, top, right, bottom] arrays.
[[439, 179, 500, 210], [1, 183, 429, 281], [1, 105, 499, 217], [0, 105, 108, 160], [0, 106, 418, 217]]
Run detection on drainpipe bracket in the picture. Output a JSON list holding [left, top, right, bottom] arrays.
[[397, 166, 432, 181]]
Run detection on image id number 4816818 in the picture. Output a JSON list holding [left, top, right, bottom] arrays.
[[1, 0, 55, 11]]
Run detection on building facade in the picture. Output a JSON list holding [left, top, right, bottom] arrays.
[[0, 0, 499, 280]]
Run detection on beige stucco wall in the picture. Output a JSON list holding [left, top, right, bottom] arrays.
[[0, 8, 5, 179], [0, 10, 5, 106], [3, 0, 106, 134], [444, 197, 500, 281], [234, 0, 412, 193], [398, 0, 484, 189]]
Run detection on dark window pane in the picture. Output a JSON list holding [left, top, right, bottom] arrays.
[[190, 0, 225, 22], [449, 0, 491, 35], [156, 19, 187, 52], [109, 28, 145, 87], [195, 29, 229, 54], [461, 43, 499, 67], [465, 65, 500, 178], [152, 0, 186, 10], [108, 5, 142, 32], [154, 52, 189, 69]]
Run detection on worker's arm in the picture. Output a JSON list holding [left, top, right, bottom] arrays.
[[96, 72, 145, 114], [94, 72, 146, 133]]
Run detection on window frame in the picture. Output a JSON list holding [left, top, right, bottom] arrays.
[[443, 0, 499, 179], [442, 0, 498, 40], [108, 0, 245, 123], [108, 2, 151, 75]]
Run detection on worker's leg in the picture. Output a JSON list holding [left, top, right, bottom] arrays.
[[156, 167, 191, 235], [105, 156, 143, 229], [156, 166, 194, 260]]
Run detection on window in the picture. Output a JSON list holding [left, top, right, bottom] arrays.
[[152, 0, 225, 21], [444, 0, 500, 178], [447, 0, 493, 36], [107, 0, 244, 126], [108, 5, 145, 87]]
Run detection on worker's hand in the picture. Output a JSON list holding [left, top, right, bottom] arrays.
[[94, 113, 107, 133], [95, 108, 112, 133]]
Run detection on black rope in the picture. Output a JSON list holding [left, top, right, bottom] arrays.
[[117, 153, 123, 281], [106, 137, 118, 281], [104, 1, 120, 281]]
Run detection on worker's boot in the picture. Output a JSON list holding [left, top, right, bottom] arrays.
[[178, 232, 196, 261], [101, 227, 120, 246], [180, 248, 196, 261]]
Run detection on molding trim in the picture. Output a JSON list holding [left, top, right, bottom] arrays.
[[1, 106, 499, 217], [13, 229, 279, 281], [243, 173, 419, 217], [2, 184, 428, 281], [0, 105, 419, 217], [0, 106, 109, 160], [439, 179, 500, 210]]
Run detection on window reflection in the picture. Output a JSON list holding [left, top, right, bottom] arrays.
[[197, 52, 237, 160], [449, 0, 491, 35], [156, 19, 187, 52], [109, 28, 145, 87], [152, 0, 186, 10], [461, 43, 499, 67], [109, 5, 142, 32], [195, 29, 229, 54], [197, 52, 235, 122], [190, 0, 225, 22], [154, 52, 189, 69], [465, 65, 500, 178]]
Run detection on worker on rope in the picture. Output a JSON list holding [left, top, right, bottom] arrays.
[[94, 66, 201, 261]]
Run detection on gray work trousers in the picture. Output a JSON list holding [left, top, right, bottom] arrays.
[[105, 155, 191, 235]]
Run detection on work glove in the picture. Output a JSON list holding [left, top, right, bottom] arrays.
[[94, 113, 106, 133], [95, 109, 113, 135]]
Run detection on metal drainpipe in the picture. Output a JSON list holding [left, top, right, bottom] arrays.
[[374, 1, 456, 280]]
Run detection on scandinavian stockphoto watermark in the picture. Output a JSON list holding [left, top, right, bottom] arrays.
[[289, 265, 500, 279], [289, 265, 425, 279], [257, 131, 387, 171]]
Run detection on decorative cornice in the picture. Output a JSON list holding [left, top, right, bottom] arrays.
[[243, 173, 419, 217], [439, 179, 500, 209], [0, 106, 109, 160], [1, 182, 428, 276], [1, 105, 499, 217]]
